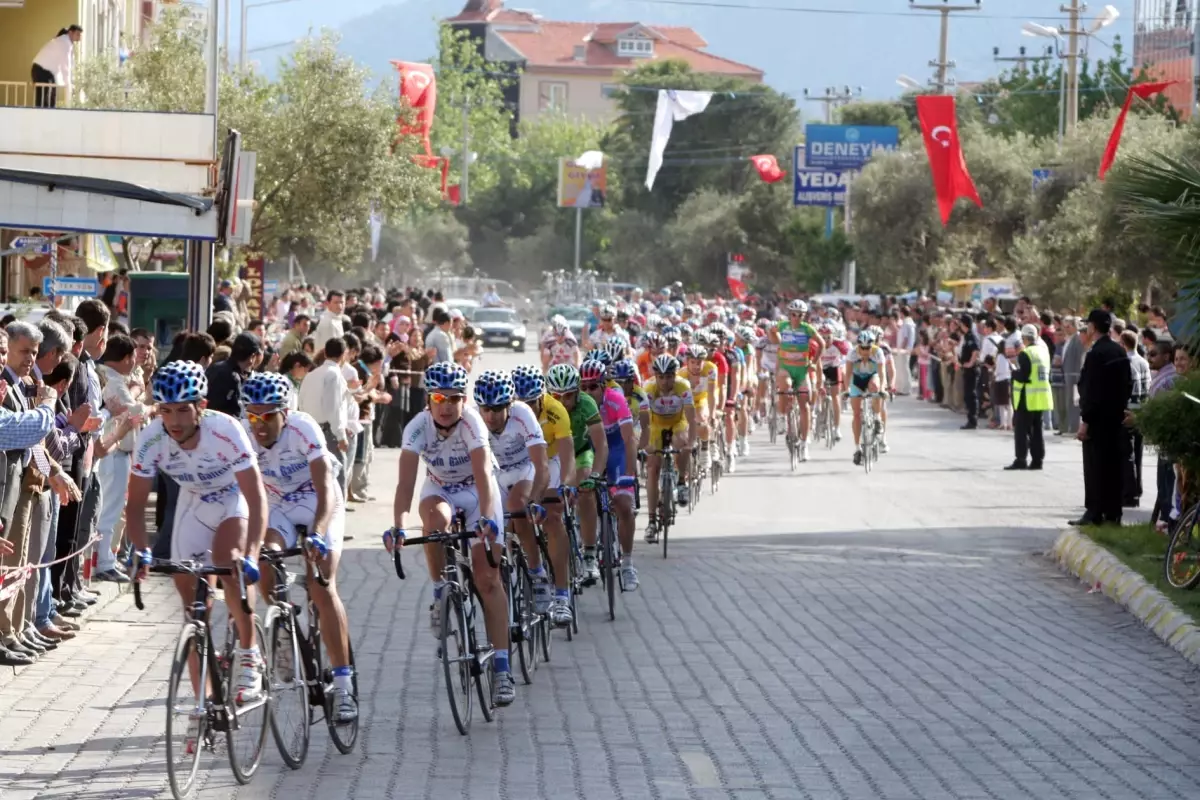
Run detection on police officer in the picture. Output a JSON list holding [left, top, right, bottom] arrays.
[[1006, 324, 1053, 470]]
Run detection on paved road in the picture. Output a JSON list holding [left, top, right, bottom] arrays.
[[2, 349, 1198, 800]]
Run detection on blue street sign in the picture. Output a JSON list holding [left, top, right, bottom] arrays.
[[793, 148, 848, 207], [264, 279, 279, 296], [43, 277, 99, 298], [1032, 168, 1054, 190], [10, 236, 51, 255], [804, 125, 899, 171]]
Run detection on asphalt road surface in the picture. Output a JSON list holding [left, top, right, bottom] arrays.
[[2, 347, 1197, 800]]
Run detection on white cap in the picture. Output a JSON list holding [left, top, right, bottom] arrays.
[[1020, 323, 1039, 341]]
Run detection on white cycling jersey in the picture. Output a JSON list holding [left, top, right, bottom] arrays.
[[543, 335, 580, 367], [402, 406, 493, 486], [243, 411, 332, 502], [132, 411, 255, 498], [487, 401, 545, 471], [820, 340, 851, 369]]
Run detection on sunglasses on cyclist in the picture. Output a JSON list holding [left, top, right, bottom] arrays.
[[430, 392, 465, 405], [480, 404, 510, 413], [549, 390, 577, 400], [581, 381, 604, 391], [245, 409, 283, 425]]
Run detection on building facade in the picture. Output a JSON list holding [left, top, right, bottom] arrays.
[[447, 0, 763, 127], [1133, 0, 1198, 118]]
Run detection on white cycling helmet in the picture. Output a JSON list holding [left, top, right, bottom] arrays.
[[787, 299, 809, 315]]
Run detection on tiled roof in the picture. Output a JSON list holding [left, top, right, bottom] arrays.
[[495, 20, 761, 77]]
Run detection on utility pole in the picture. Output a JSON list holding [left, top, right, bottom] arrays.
[[909, 0, 982, 93], [1064, 0, 1081, 132], [802, 86, 859, 240], [992, 44, 1053, 71], [461, 101, 471, 207]]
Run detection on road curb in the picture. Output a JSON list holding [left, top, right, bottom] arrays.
[[1050, 529, 1200, 667]]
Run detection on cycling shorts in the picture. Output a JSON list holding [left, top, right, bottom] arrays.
[[575, 449, 595, 474], [171, 486, 249, 565], [649, 418, 688, 451], [546, 456, 562, 494], [603, 435, 634, 498], [849, 373, 878, 398], [497, 460, 535, 504], [267, 492, 345, 554], [779, 364, 810, 392], [823, 366, 841, 386], [420, 477, 505, 543]]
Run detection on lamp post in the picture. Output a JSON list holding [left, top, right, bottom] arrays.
[[239, 0, 299, 70], [1021, 4, 1119, 136]]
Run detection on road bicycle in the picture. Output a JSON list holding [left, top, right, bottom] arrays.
[[393, 512, 497, 736], [258, 534, 358, 768], [815, 389, 837, 450], [653, 429, 681, 558], [133, 558, 269, 800], [687, 443, 704, 514], [767, 380, 780, 445], [588, 474, 625, 621], [780, 389, 805, 471], [1165, 500, 1200, 589], [501, 508, 548, 683], [539, 490, 585, 639], [858, 392, 885, 474]]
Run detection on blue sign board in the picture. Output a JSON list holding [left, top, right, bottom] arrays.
[[264, 279, 279, 297], [11, 236, 51, 255], [1032, 168, 1054, 190], [793, 162, 848, 208], [43, 277, 99, 298], [804, 125, 900, 171]]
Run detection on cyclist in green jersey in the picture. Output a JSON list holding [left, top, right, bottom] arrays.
[[768, 299, 824, 462], [545, 364, 608, 584]]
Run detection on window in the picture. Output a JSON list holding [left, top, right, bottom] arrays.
[[601, 83, 622, 99], [538, 81, 567, 112], [617, 38, 654, 57]]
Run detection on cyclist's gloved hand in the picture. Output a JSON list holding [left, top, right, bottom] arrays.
[[616, 475, 636, 489], [558, 485, 578, 501], [527, 503, 547, 523], [304, 533, 329, 558], [383, 527, 405, 552], [478, 517, 500, 544], [240, 557, 261, 584], [131, 548, 153, 581]]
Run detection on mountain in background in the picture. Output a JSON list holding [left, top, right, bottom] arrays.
[[245, 0, 1136, 113]]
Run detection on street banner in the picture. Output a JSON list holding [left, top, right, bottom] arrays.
[[242, 256, 265, 321], [558, 157, 608, 209]]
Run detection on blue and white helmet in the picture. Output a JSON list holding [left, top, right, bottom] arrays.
[[603, 337, 627, 363], [857, 330, 874, 347], [241, 371, 291, 407], [424, 361, 469, 392], [152, 360, 208, 404], [473, 370, 515, 407], [611, 359, 638, 382], [584, 348, 612, 368], [511, 364, 545, 402]]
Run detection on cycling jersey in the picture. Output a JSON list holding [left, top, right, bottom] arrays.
[[847, 345, 886, 396], [622, 383, 648, 420], [402, 406, 491, 487], [536, 393, 572, 453], [820, 340, 851, 370], [778, 321, 818, 368], [543, 334, 579, 367], [597, 387, 633, 438], [636, 349, 655, 381], [686, 362, 719, 401], [568, 391, 601, 456], [643, 377, 694, 425], [244, 411, 331, 504], [487, 401, 545, 471]]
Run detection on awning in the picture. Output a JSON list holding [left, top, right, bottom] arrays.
[[0, 168, 212, 212]]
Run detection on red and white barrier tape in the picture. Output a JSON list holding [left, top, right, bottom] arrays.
[[0, 533, 102, 602]]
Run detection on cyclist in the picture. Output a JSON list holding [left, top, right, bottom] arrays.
[[511, 365, 576, 627], [545, 363, 608, 586], [754, 329, 777, 423], [473, 370, 553, 615], [845, 331, 888, 465], [240, 372, 356, 723], [769, 300, 825, 462], [870, 324, 897, 440], [636, 332, 664, 381], [541, 317, 580, 370], [684, 343, 719, 479], [611, 358, 650, 446], [714, 326, 742, 473], [580, 359, 639, 590], [583, 304, 621, 351], [127, 361, 268, 704], [733, 325, 757, 456], [386, 362, 515, 706], [818, 322, 850, 443], [643, 354, 695, 543]]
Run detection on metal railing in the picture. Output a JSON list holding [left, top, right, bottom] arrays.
[[0, 81, 72, 108]]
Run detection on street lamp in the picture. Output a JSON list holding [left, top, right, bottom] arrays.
[[896, 74, 924, 91], [1089, 4, 1120, 33], [239, 0, 299, 70]]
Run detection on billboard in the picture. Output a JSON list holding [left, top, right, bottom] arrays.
[[793, 159, 848, 207], [557, 158, 607, 209], [242, 257, 265, 321], [804, 124, 899, 171]]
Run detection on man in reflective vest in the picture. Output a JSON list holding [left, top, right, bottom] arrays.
[[1006, 324, 1054, 470]]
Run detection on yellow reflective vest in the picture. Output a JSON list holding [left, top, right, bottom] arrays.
[[1013, 344, 1053, 412]]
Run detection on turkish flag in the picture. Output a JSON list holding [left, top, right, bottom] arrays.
[[1098, 81, 1175, 179], [391, 61, 437, 156], [915, 95, 982, 225], [727, 277, 748, 302], [749, 154, 785, 183], [447, 185, 461, 206]]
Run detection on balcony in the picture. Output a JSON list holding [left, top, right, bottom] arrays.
[[0, 81, 72, 108]]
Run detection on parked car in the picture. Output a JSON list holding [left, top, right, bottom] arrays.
[[472, 307, 528, 351]]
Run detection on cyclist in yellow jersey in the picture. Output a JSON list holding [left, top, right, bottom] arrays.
[[643, 354, 695, 543], [684, 343, 719, 479], [510, 365, 576, 624]]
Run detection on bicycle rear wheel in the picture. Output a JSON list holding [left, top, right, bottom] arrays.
[[267, 607, 310, 770], [659, 467, 673, 559], [441, 590, 473, 734], [513, 564, 537, 684], [600, 511, 616, 621], [226, 619, 270, 784], [165, 623, 206, 800], [1165, 503, 1200, 589]]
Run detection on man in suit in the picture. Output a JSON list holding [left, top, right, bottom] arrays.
[[1071, 309, 1132, 527]]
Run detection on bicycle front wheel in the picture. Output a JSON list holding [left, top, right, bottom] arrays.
[[514, 564, 537, 684], [440, 590, 473, 735], [226, 618, 270, 784], [165, 623, 206, 800], [1165, 503, 1200, 589], [268, 607, 310, 769], [600, 511, 616, 621]]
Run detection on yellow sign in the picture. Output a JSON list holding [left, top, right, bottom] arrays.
[[557, 158, 607, 209]]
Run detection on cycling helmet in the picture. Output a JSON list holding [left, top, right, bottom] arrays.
[[425, 361, 469, 392], [652, 354, 679, 375], [663, 326, 681, 344], [603, 338, 626, 363], [735, 325, 755, 341], [584, 348, 612, 368], [599, 303, 616, 319], [787, 299, 809, 315], [611, 359, 638, 382], [579, 359, 606, 384], [552, 319, 569, 335], [857, 331, 874, 347], [869, 325, 885, 340], [546, 363, 580, 393], [551, 314, 567, 327], [511, 364, 545, 401], [640, 331, 663, 349], [473, 370, 515, 407], [686, 344, 707, 360], [241, 371, 291, 407], [152, 360, 208, 404]]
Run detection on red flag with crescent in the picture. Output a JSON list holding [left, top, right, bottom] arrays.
[[915, 95, 982, 226], [391, 60, 437, 156], [749, 154, 785, 184]]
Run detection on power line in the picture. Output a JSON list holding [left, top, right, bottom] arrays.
[[603, 0, 1091, 21]]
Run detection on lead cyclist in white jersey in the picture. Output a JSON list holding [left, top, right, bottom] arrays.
[[241, 372, 357, 723], [127, 361, 269, 705]]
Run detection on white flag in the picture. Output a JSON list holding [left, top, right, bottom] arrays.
[[369, 207, 383, 263], [645, 89, 714, 190]]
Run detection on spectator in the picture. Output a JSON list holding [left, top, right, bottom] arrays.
[[314, 290, 346, 349], [1148, 339, 1179, 530], [350, 344, 387, 503], [207, 317, 233, 350], [31, 25, 81, 108], [205, 332, 262, 417], [279, 352, 313, 409], [298, 337, 350, 484], [1071, 309, 1131, 527], [213, 279, 236, 315], [957, 313, 980, 429], [1007, 324, 1052, 471], [1121, 330, 1151, 509], [425, 308, 454, 363], [278, 314, 310, 359], [246, 318, 267, 340], [180, 332, 216, 368], [481, 283, 507, 308], [94, 334, 144, 582]]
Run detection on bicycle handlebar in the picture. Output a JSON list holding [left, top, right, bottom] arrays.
[[259, 542, 330, 589], [133, 558, 248, 614], [393, 528, 497, 581]]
